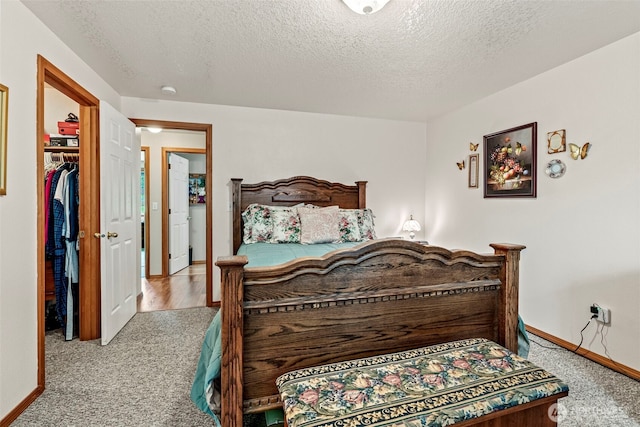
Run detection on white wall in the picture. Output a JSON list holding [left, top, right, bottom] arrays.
[[140, 130, 206, 275], [425, 33, 640, 371], [0, 0, 121, 419], [44, 87, 79, 135], [121, 98, 428, 301]]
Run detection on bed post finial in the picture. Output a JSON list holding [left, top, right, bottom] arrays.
[[356, 181, 367, 209], [217, 255, 248, 427], [490, 243, 526, 353]]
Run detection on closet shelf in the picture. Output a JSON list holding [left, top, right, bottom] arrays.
[[44, 146, 79, 152]]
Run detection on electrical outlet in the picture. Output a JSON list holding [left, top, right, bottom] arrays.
[[590, 304, 611, 325]]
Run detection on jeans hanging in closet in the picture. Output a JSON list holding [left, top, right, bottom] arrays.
[[51, 197, 68, 327], [46, 168, 68, 327]]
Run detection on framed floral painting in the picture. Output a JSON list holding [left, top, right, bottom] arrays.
[[483, 122, 537, 198]]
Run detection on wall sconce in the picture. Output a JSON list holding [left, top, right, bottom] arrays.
[[402, 215, 421, 240], [342, 0, 390, 14]]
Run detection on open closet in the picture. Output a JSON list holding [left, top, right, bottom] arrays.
[[43, 88, 81, 340], [37, 55, 102, 364], [37, 56, 145, 401]]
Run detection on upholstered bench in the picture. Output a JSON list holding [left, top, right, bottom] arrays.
[[276, 338, 568, 427]]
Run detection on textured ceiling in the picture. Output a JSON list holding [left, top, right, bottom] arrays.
[[21, 0, 640, 122]]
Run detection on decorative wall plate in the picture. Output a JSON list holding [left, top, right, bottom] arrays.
[[545, 159, 566, 178]]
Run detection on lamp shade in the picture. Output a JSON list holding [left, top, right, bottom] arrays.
[[402, 215, 421, 239], [342, 0, 390, 14]]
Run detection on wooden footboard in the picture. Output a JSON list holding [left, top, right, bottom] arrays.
[[217, 240, 525, 427]]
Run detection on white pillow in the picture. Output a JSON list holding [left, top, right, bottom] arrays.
[[297, 206, 341, 244]]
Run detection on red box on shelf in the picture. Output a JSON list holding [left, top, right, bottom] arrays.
[[58, 121, 80, 135]]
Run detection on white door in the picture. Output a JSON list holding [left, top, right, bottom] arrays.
[[99, 101, 140, 345], [168, 153, 190, 274]]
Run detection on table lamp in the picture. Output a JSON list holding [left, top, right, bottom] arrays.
[[402, 215, 421, 240]]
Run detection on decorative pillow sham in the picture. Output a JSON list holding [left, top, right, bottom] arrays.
[[242, 203, 377, 244], [337, 209, 361, 242], [270, 207, 301, 243], [297, 206, 341, 244], [303, 205, 375, 242], [357, 208, 377, 240], [242, 203, 273, 244]]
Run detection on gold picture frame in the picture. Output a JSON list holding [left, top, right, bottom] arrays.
[[547, 129, 566, 154], [468, 153, 479, 188], [0, 83, 8, 195]]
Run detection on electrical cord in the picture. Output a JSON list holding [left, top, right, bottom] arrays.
[[529, 337, 561, 350], [597, 322, 627, 372], [573, 315, 597, 353]]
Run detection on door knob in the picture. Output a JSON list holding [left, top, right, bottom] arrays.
[[94, 233, 105, 238], [107, 232, 119, 239]]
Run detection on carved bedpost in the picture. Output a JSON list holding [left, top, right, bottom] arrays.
[[231, 178, 243, 254], [217, 255, 248, 427], [356, 181, 367, 209], [490, 243, 526, 354]]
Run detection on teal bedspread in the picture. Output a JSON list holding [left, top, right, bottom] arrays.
[[190, 310, 222, 426], [237, 242, 360, 268]]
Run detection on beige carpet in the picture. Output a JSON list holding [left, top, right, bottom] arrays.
[[11, 308, 639, 426]]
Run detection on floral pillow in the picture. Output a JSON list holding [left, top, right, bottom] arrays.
[[270, 207, 301, 243], [356, 208, 377, 240], [241, 204, 273, 244], [298, 206, 341, 244], [337, 209, 361, 242]]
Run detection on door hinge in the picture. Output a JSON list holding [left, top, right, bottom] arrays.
[[168, 208, 171, 214], [168, 164, 171, 169], [169, 253, 171, 259]]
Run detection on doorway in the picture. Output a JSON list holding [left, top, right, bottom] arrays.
[[36, 56, 101, 391], [130, 119, 213, 308], [138, 146, 207, 312]]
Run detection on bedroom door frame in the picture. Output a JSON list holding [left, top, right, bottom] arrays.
[[36, 56, 102, 389], [129, 119, 213, 307]]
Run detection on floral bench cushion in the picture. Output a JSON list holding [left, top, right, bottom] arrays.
[[276, 338, 568, 427]]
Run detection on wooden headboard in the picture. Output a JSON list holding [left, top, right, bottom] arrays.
[[231, 176, 367, 254]]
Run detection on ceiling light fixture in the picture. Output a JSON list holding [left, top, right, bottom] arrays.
[[160, 85, 177, 95], [146, 127, 162, 134], [342, 0, 390, 14]]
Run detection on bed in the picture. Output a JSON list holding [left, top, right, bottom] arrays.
[[200, 176, 566, 427]]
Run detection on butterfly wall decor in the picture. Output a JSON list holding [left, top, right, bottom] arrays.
[[456, 160, 465, 170], [469, 142, 479, 152], [569, 142, 591, 160]]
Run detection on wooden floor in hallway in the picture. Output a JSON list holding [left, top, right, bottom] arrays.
[[137, 263, 206, 312]]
